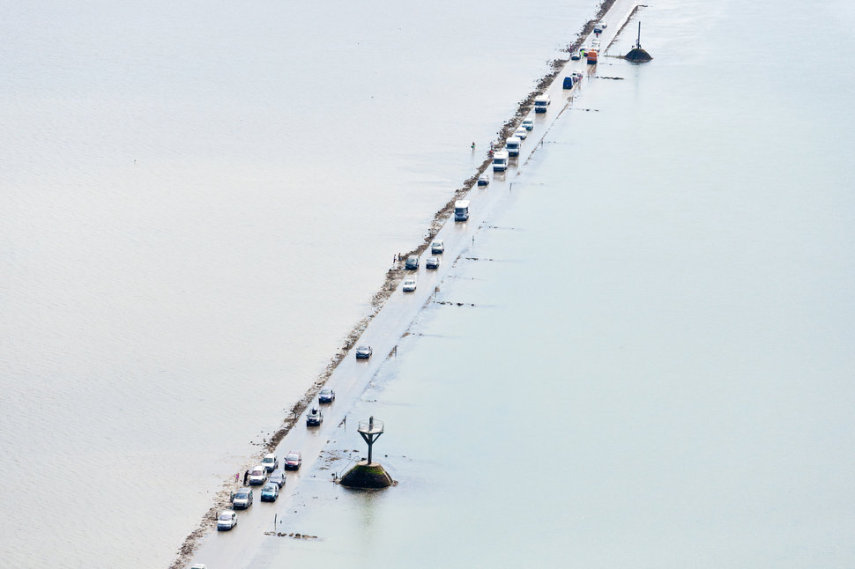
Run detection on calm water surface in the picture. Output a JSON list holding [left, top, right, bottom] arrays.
[[0, 1, 596, 567], [234, 0, 855, 567]]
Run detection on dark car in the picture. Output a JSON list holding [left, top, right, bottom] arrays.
[[268, 472, 286, 488], [306, 407, 323, 426], [425, 257, 440, 270], [319, 388, 335, 403], [355, 345, 373, 359], [260, 482, 280, 502], [283, 451, 302, 470], [231, 487, 253, 510], [404, 256, 419, 270], [477, 176, 489, 186]]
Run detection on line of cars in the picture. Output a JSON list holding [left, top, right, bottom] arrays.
[[230, 344, 343, 531], [220, 370, 337, 528], [571, 21, 607, 60], [400, 239, 445, 294], [307, 371, 341, 428], [493, 115, 537, 172], [213, 68, 558, 545], [218, 450, 303, 531]]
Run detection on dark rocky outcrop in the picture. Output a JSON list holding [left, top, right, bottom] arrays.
[[339, 461, 394, 489], [625, 47, 652, 62]]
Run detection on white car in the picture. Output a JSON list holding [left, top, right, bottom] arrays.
[[513, 127, 528, 140], [248, 465, 267, 485], [217, 510, 237, 531], [402, 278, 417, 292], [431, 240, 445, 254], [261, 453, 278, 472], [521, 119, 534, 131]]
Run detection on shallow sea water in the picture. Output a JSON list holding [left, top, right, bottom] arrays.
[[0, 0, 597, 567], [220, 0, 855, 567]]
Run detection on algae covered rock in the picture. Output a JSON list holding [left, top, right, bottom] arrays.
[[625, 47, 652, 62], [340, 461, 393, 489]]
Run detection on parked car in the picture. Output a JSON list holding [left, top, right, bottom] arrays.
[[283, 451, 303, 470], [260, 483, 280, 502], [319, 388, 336, 403], [522, 119, 534, 131], [404, 256, 419, 270], [306, 407, 323, 426], [402, 278, 417, 292], [571, 50, 582, 60], [477, 176, 489, 186], [268, 472, 286, 488], [355, 345, 373, 359], [231, 487, 253, 510], [425, 257, 440, 270], [261, 453, 278, 472], [248, 465, 267, 485], [190, 565, 207, 569], [431, 240, 445, 254], [217, 510, 237, 531], [513, 127, 528, 140]]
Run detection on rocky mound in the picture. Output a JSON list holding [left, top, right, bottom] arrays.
[[340, 461, 394, 489]]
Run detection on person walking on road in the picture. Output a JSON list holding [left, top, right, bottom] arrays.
[[243, 469, 249, 485]]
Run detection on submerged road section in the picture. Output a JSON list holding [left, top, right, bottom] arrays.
[[184, 2, 641, 567]]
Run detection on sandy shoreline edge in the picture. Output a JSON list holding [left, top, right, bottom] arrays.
[[168, 1, 622, 566]]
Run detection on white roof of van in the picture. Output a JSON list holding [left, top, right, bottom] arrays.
[[455, 200, 470, 207], [534, 94, 550, 101]]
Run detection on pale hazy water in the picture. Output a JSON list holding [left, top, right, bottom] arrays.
[[228, 0, 854, 567], [0, 0, 597, 567]]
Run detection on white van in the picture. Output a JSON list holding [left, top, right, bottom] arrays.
[[492, 149, 509, 172], [248, 465, 267, 485], [534, 94, 550, 113], [505, 136, 522, 157], [454, 200, 470, 222]]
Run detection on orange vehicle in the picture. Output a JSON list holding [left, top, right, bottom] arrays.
[[586, 49, 598, 64]]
